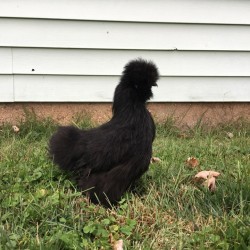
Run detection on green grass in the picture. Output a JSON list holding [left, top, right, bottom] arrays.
[[0, 113, 249, 249]]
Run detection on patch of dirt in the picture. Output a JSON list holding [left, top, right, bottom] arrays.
[[0, 103, 249, 127]]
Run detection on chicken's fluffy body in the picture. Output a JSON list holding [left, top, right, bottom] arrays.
[[49, 59, 159, 206]]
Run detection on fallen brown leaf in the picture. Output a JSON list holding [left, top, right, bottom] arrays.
[[113, 239, 123, 250], [186, 157, 199, 168], [204, 176, 216, 191], [195, 170, 221, 192], [195, 170, 220, 179], [178, 133, 189, 139], [226, 132, 234, 139], [12, 125, 20, 133], [150, 157, 161, 164]]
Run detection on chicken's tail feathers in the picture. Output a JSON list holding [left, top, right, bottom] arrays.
[[49, 126, 81, 171]]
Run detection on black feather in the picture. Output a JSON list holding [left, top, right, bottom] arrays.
[[49, 58, 159, 207]]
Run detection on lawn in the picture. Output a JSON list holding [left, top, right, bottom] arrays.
[[0, 112, 249, 249]]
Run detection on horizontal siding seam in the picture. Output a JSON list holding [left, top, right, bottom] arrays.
[[1, 16, 250, 26], [1, 46, 250, 53], [1, 74, 250, 78], [3, 46, 250, 53], [1, 16, 250, 27]]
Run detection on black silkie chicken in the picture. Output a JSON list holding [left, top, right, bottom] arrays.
[[49, 58, 159, 206]]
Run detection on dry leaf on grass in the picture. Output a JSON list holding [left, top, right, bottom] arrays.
[[113, 239, 123, 250], [226, 132, 234, 139], [12, 125, 20, 133], [150, 157, 161, 164], [194, 170, 221, 192], [204, 176, 217, 192], [178, 133, 189, 139], [195, 170, 220, 179], [186, 157, 199, 168]]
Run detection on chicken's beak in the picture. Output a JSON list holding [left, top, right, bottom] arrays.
[[152, 82, 158, 87]]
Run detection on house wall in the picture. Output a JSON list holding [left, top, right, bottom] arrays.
[[0, 0, 250, 103]]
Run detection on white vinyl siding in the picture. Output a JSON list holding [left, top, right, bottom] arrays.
[[0, 0, 250, 102], [0, 75, 13, 102], [11, 75, 250, 102], [4, 48, 250, 77], [1, 19, 250, 51], [1, 0, 250, 25]]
